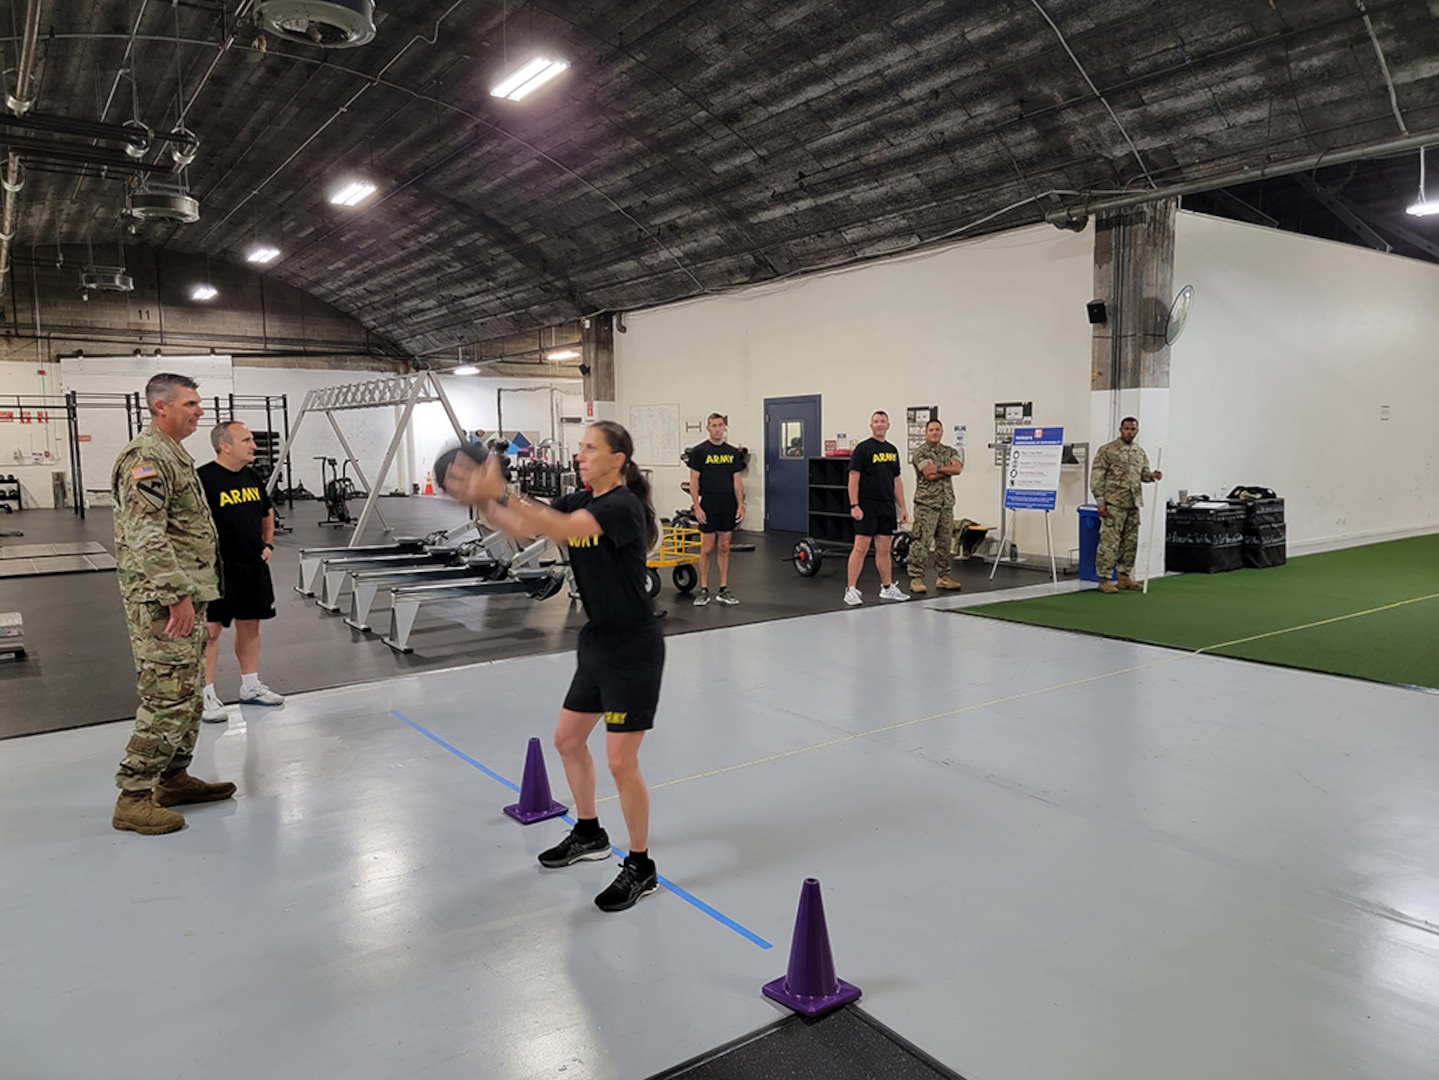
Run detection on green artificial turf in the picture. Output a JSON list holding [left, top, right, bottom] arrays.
[[964, 534, 1439, 689]]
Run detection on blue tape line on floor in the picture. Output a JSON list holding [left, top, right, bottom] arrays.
[[392, 709, 773, 950], [392, 709, 519, 793]]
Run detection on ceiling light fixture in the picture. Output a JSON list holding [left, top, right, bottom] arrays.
[[1406, 146, 1439, 217], [545, 348, 580, 361], [192, 283, 218, 301], [491, 57, 569, 102], [330, 179, 377, 207], [451, 364, 480, 376], [247, 244, 281, 264]]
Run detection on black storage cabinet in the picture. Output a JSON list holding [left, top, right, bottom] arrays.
[[807, 457, 855, 545], [1165, 504, 1245, 573]]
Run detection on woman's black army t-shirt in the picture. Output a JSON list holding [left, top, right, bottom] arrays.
[[551, 485, 652, 626]]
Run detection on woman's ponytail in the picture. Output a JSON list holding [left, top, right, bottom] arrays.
[[592, 421, 660, 549]]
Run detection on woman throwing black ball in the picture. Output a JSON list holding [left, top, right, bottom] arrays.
[[441, 421, 664, 913]]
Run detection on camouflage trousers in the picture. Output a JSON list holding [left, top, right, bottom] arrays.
[[1096, 505, 1141, 578], [115, 599, 208, 792], [907, 502, 954, 578]]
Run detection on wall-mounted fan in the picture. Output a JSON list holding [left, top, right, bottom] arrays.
[[1164, 284, 1194, 346]]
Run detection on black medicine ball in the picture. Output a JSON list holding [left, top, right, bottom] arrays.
[[433, 440, 490, 490]]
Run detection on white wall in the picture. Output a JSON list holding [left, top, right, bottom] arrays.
[[232, 366, 395, 497], [1, 360, 581, 509], [235, 370, 579, 498], [0, 359, 67, 508], [616, 224, 1096, 553], [1170, 213, 1439, 550], [408, 376, 584, 492]]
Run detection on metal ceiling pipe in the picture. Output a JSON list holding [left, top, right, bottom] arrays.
[[0, 0, 42, 293], [5, 0, 42, 115], [1046, 129, 1439, 229]]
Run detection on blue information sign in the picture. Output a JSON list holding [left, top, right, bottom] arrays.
[[1003, 426, 1064, 511]]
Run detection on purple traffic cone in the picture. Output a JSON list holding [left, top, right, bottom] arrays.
[[503, 737, 568, 824], [762, 877, 861, 1016]]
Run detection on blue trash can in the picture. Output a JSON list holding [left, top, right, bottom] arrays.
[[1077, 504, 1101, 582]]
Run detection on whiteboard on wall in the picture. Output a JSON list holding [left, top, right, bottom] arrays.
[[60, 355, 233, 502], [627, 403, 680, 468]]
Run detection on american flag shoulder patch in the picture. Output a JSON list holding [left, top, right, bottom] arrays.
[[130, 462, 158, 480]]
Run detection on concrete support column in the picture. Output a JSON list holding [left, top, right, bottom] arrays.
[[581, 313, 616, 421], [1088, 198, 1177, 578]]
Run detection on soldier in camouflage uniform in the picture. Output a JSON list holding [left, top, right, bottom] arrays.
[[908, 419, 964, 594], [111, 373, 235, 835], [1090, 416, 1163, 594]]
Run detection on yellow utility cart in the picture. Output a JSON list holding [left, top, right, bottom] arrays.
[[645, 524, 701, 598]]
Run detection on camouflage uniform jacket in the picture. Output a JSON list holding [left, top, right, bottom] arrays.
[[1090, 438, 1154, 509], [111, 425, 220, 606], [910, 442, 960, 509]]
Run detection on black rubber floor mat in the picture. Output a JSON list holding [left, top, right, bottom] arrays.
[[647, 1006, 966, 1080]]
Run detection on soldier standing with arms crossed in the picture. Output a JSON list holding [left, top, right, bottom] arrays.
[[111, 374, 236, 835], [1090, 416, 1163, 593], [908, 418, 964, 594]]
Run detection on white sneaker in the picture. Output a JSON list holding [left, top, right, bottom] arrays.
[[843, 587, 862, 606], [201, 689, 228, 724], [239, 683, 285, 706], [879, 583, 910, 601]]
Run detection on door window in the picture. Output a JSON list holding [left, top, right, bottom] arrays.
[[781, 420, 805, 458]]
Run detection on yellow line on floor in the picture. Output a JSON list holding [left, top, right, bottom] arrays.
[[1193, 591, 1439, 653]]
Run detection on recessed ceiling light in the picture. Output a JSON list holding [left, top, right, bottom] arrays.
[[192, 284, 218, 301], [247, 244, 281, 264], [451, 364, 479, 376], [330, 179, 377, 207], [546, 348, 580, 360], [491, 57, 569, 101]]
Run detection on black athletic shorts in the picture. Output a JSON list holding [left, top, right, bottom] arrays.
[[207, 559, 277, 626], [563, 618, 665, 731], [697, 492, 738, 534], [853, 498, 897, 537]]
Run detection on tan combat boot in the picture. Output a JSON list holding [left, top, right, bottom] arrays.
[[113, 790, 185, 835], [1117, 574, 1143, 591], [936, 575, 962, 591], [909, 578, 927, 595], [154, 770, 237, 808], [1098, 580, 1119, 594]]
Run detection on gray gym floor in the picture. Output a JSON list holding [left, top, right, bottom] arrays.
[[3, 601, 1436, 1079], [0, 503, 1047, 739]]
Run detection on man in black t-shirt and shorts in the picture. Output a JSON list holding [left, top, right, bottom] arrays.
[[844, 410, 911, 606], [685, 412, 746, 606], [197, 422, 283, 721]]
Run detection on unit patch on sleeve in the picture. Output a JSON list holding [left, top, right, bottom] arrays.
[[135, 477, 167, 510]]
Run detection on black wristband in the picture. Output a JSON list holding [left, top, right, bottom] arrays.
[[262, 542, 274, 550], [496, 492, 511, 507]]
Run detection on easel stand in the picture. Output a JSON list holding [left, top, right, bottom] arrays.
[[988, 509, 1058, 588]]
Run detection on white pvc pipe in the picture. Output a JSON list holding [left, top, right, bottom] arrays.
[[1143, 446, 1164, 594]]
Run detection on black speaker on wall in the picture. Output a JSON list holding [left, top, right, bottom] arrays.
[[1086, 300, 1108, 325]]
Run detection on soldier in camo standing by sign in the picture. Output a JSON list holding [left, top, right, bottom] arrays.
[[110, 373, 236, 835], [1090, 416, 1163, 594], [908, 418, 964, 594]]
